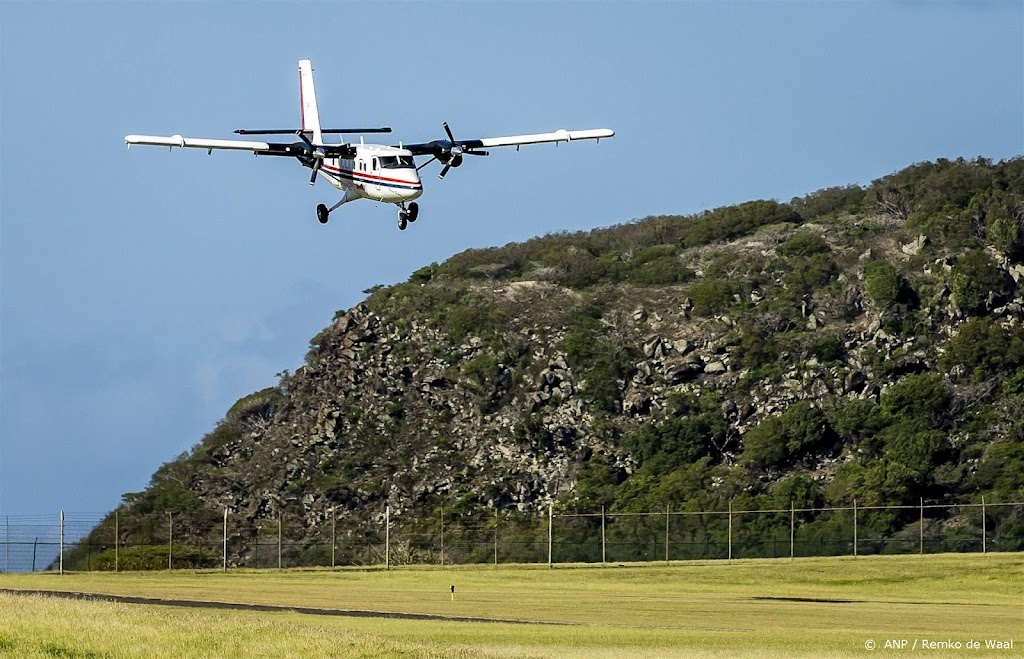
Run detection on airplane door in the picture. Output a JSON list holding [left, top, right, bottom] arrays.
[[353, 157, 368, 194], [370, 156, 383, 197]]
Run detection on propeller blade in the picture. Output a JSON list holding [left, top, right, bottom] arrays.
[[443, 122, 456, 144], [416, 156, 438, 172], [438, 163, 453, 180], [309, 159, 321, 186]]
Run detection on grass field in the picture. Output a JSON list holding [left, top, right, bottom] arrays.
[[1, 553, 1021, 657]]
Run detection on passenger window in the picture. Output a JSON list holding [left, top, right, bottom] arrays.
[[372, 157, 379, 171]]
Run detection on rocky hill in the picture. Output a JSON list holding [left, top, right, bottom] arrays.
[[72, 157, 1024, 566]]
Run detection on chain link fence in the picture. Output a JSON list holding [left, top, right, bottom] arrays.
[[3, 499, 1021, 573]]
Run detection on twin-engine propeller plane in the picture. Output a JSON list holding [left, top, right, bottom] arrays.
[[125, 59, 614, 230]]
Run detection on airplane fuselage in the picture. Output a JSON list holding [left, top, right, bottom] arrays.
[[319, 144, 423, 204]]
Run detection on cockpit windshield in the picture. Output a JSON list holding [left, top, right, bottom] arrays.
[[380, 155, 415, 169]]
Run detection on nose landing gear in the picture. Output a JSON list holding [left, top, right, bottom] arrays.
[[398, 202, 419, 231]]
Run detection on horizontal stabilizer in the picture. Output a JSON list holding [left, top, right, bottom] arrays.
[[235, 127, 393, 135]]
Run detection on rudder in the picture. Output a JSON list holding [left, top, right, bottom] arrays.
[[298, 59, 323, 145]]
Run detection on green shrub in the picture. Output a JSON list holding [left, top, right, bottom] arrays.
[[880, 373, 950, 428], [461, 352, 500, 386], [944, 317, 1024, 375], [790, 185, 865, 220], [878, 420, 945, 484], [969, 439, 1024, 497], [690, 279, 736, 316], [625, 254, 695, 286], [742, 402, 836, 470], [864, 260, 901, 308], [680, 200, 802, 248], [622, 415, 723, 476], [91, 544, 214, 571], [575, 454, 623, 508], [783, 253, 839, 294], [778, 230, 831, 258], [951, 250, 1007, 314]]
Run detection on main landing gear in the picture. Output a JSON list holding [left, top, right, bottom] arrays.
[[398, 202, 419, 231], [316, 196, 353, 224], [316, 200, 419, 231]]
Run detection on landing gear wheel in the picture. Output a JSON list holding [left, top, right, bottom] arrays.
[[316, 204, 330, 224], [398, 212, 409, 231], [408, 202, 419, 223]]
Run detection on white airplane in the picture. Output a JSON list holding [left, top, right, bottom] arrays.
[[125, 59, 614, 230]]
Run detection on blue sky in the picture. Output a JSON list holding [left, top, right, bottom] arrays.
[[1, 1, 1021, 517]]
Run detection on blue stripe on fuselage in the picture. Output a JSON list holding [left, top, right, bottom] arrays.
[[322, 166, 421, 190]]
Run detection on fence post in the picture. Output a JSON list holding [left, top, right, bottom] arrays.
[[494, 509, 498, 566], [385, 505, 390, 571], [440, 505, 444, 567], [278, 512, 282, 570], [665, 504, 670, 564], [331, 508, 336, 569], [168, 512, 173, 570], [727, 501, 732, 561], [790, 501, 795, 560], [5, 515, 8, 574], [982, 496, 987, 554], [222, 508, 228, 572], [59, 511, 64, 575], [853, 499, 858, 558], [547, 503, 553, 569], [601, 505, 606, 564], [919, 497, 924, 555], [115, 511, 119, 573]]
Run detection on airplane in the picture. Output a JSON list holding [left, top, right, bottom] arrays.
[[125, 59, 614, 231]]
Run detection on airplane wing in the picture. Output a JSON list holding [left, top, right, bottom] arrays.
[[477, 128, 614, 149], [402, 128, 614, 156], [124, 134, 352, 158]]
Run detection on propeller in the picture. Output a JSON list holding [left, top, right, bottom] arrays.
[[309, 159, 321, 185], [293, 130, 350, 186], [436, 122, 488, 180]]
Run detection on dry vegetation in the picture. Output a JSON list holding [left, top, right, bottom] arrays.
[[1, 553, 1020, 657]]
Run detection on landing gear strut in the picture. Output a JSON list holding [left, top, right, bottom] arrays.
[[316, 196, 352, 225], [398, 202, 419, 230]]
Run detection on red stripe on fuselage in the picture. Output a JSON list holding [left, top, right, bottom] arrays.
[[322, 164, 421, 188]]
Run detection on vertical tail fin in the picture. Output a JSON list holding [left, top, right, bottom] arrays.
[[298, 59, 323, 145]]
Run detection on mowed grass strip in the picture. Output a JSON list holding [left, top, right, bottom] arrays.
[[0, 554, 1020, 657], [0, 593, 1010, 659]]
